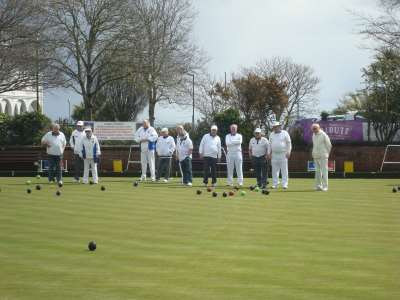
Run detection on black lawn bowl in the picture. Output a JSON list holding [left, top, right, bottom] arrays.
[[133, 181, 139, 187], [249, 185, 255, 191], [393, 187, 397, 193], [101, 186, 106, 191], [56, 190, 61, 196], [35, 185, 41, 191], [89, 181, 94, 185], [262, 189, 270, 195], [26, 188, 32, 194], [212, 191, 218, 198], [196, 190, 202, 195], [234, 186, 240, 191], [222, 192, 228, 198], [58, 182, 63, 188], [397, 186, 400, 191], [88, 241, 97, 251]]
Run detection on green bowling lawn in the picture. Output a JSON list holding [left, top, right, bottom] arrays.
[[0, 177, 399, 300]]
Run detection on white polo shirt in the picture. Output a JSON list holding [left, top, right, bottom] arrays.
[[225, 133, 242, 154], [156, 136, 176, 157], [176, 135, 193, 162], [268, 130, 292, 155], [249, 137, 269, 158], [41, 131, 66, 156], [199, 133, 222, 159]]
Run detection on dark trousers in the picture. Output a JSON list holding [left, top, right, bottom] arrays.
[[73, 154, 84, 180], [252, 156, 268, 188], [203, 156, 217, 185], [156, 157, 172, 180], [180, 157, 192, 184], [48, 155, 62, 183]]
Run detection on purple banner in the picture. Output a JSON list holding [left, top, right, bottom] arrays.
[[297, 120, 364, 143]]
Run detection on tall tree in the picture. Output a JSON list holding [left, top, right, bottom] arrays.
[[362, 48, 400, 143], [0, 0, 56, 94], [45, 0, 131, 120], [128, 0, 206, 125], [216, 73, 288, 130], [251, 57, 320, 128]]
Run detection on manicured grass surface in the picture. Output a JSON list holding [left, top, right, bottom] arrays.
[[0, 177, 399, 300]]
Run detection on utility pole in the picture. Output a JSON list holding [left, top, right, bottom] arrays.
[[36, 34, 40, 112]]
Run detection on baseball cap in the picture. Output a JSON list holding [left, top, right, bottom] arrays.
[[77, 121, 84, 126]]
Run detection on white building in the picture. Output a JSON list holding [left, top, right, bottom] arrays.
[[0, 88, 44, 116]]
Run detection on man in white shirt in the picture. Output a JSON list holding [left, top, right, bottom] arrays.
[[268, 121, 292, 189], [156, 128, 176, 182], [249, 128, 269, 189], [69, 120, 85, 183], [176, 125, 193, 186], [225, 124, 243, 187], [78, 127, 101, 184], [199, 125, 222, 187], [41, 123, 66, 184], [134, 120, 158, 181], [312, 123, 332, 192]]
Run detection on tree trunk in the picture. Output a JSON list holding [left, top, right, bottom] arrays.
[[148, 88, 156, 126]]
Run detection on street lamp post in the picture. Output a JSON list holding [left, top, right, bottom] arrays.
[[188, 73, 195, 130], [67, 98, 71, 123]]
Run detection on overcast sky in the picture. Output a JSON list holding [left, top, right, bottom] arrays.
[[44, 0, 379, 123]]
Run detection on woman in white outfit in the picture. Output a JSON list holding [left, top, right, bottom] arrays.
[[268, 121, 292, 189], [78, 127, 101, 184]]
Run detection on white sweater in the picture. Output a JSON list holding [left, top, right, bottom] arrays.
[[156, 136, 176, 157], [225, 133, 242, 154], [199, 133, 222, 159], [268, 130, 292, 155], [134, 126, 158, 152], [312, 130, 332, 159], [79, 135, 101, 160]]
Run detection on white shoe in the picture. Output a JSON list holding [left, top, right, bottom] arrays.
[[151, 178, 156, 182], [315, 186, 322, 191], [322, 187, 328, 192], [58, 181, 63, 185], [187, 182, 192, 187], [212, 183, 217, 187], [163, 179, 168, 183], [140, 176, 146, 181], [283, 186, 288, 190], [271, 186, 277, 189]]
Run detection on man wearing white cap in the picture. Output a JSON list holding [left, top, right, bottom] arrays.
[[156, 128, 176, 182], [268, 121, 292, 189], [134, 120, 158, 181], [312, 123, 332, 192], [69, 120, 85, 183], [78, 127, 101, 184], [249, 128, 269, 189], [225, 124, 243, 187], [199, 125, 222, 187]]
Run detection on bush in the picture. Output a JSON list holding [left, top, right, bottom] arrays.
[[6, 112, 51, 145], [0, 113, 11, 146]]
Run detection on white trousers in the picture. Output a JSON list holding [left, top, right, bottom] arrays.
[[83, 159, 98, 184], [141, 150, 155, 180], [227, 152, 243, 185], [271, 152, 289, 187], [315, 158, 329, 189]]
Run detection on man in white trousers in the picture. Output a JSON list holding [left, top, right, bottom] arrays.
[[134, 120, 158, 181], [312, 123, 332, 192], [69, 120, 85, 183], [156, 128, 176, 182], [199, 125, 222, 187], [78, 127, 101, 184], [225, 124, 243, 187], [268, 121, 292, 190]]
